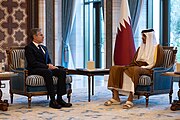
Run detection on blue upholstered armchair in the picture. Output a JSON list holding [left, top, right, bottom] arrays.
[[6, 46, 72, 108], [135, 46, 177, 107]]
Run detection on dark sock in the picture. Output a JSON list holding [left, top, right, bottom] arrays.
[[50, 95, 55, 101], [57, 95, 62, 100]]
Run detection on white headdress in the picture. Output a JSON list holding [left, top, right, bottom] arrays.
[[136, 29, 158, 69]]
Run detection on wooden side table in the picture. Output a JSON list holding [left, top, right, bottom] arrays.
[[0, 72, 17, 111], [162, 72, 180, 111], [67, 69, 109, 102]]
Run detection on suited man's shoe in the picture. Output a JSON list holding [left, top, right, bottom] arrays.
[[49, 100, 61, 109], [57, 99, 72, 107]]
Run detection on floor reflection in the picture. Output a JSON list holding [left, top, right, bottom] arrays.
[[72, 75, 108, 89]]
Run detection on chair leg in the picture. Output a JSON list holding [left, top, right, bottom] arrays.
[[28, 96, 32, 108], [47, 95, 49, 100], [66, 83, 72, 103], [67, 95, 71, 103], [145, 93, 150, 107], [10, 93, 13, 104], [67, 89, 72, 103]]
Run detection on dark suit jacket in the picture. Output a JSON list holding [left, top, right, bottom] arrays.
[[25, 42, 51, 73]]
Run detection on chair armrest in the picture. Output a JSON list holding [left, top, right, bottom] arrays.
[[152, 66, 174, 78], [152, 67, 165, 71], [11, 68, 28, 77], [56, 66, 64, 69], [10, 68, 29, 92], [152, 66, 174, 91], [153, 65, 174, 73], [16, 68, 27, 71], [56, 66, 69, 72]]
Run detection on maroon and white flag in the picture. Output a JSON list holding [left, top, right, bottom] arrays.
[[114, 0, 135, 65]]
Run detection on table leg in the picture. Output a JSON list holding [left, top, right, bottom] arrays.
[[169, 79, 173, 104], [170, 80, 180, 111], [88, 75, 91, 102], [0, 80, 8, 111], [0, 81, 2, 101], [92, 75, 94, 95], [178, 80, 180, 101]]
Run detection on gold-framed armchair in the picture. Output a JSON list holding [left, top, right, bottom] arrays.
[[6, 46, 72, 108], [135, 46, 177, 107]]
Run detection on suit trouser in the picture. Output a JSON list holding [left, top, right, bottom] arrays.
[[30, 68, 66, 100]]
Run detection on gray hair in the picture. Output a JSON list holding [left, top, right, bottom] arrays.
[[30, 28, 41, 39]]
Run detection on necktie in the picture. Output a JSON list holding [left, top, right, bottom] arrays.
[[38, 45, 44, 54], [38, 45, 48, 63]]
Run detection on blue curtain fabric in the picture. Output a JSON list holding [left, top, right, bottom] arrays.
[[101, 0, 104, 19], [128, 0, 143, 34], [62, 0, 75, 68]]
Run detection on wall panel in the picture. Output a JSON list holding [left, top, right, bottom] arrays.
[[0, 0, 28, 62]]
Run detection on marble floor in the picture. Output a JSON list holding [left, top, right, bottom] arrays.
[[1, 75, 179, 100], [71, 75, 179, 102], [71, 75, 108, 89], [0, 75, 109, 100]]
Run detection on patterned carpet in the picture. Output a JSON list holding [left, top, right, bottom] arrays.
[[0, 81, 180, 120]]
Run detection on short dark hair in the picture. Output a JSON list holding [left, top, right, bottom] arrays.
[[141, 29, 154, 33], [30, 28, 41, 40]]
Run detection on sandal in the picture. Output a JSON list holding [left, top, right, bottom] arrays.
[[104, 98, 121, 106], [123, 101, 134, 109]]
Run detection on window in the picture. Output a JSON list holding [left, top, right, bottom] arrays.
[[84, 1, 104, 68], [170, 0, 180, 62], [134, 0, 147, 49], [63, 0, 104, 69], [134, 0, 161, 49]]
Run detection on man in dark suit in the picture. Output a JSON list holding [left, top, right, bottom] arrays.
[[25, 28, 72, 109]]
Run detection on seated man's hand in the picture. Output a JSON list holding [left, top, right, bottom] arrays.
[[47, 64, 58, 70], [141, 66, 146, 68], [141, 65, 152, 69]]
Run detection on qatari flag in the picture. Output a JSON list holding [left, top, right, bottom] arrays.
[[114, 0, 135, 65]]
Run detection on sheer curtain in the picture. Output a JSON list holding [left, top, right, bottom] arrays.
[[61, 0, 75, 68], [128, 0, 143, 34]]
